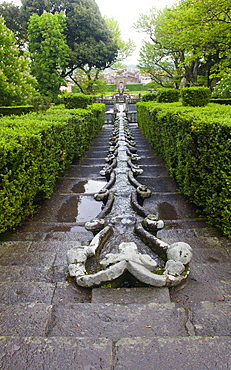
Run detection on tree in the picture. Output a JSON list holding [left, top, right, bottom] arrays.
[[0, 17, 36, 106], [135, 1, 231, 88], [0, 1, 27, 49], [104, 17, 136, 69], [28, 11, 69, 101], [22, 0, 119, 94]]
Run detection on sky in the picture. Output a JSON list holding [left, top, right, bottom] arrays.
[[11, 0, 177, 65], [95, 0, 177, 64]]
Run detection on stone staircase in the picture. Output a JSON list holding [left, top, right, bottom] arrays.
[[0, 122, 231, 369]]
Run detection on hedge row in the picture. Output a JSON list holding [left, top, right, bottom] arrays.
[[136, 101, 231, 237], [0, 103, 105, 233], [63, 93, 95, 109], [0, 106, 34, 116]]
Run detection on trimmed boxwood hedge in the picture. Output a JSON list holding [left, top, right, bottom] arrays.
[[137, 101, 231, 237], [142, 93, 157, 102], [0, 103, 105, 233], [157, 88, 180, 103], [181, 86, 211, 107], [63, 93, 95, 109], [0, 106, 34, 116]]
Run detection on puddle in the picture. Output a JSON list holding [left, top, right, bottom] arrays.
[[56, 195, 103, 223], [158, 202, 178, 220], [72, 180, 106, 194]]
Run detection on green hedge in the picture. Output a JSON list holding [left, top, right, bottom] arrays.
[[157, 88, 180, 103], [210, 98, 231, 105], [0, 103, 105, 233], [0, 106, 34, 116], [126, 84, 148, 92], [137, 101, 231, 237], [181, 87, 211, 107], [142, 93, 157, 102], [63, 93, 95, 109]]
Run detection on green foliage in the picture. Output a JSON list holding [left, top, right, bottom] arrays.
[[135, 1, 231, 88], [63, 93, 94, 109], [212, 73, 231, 98], [28, 12, 69, 102], [0, 103, 104, 233], [157, 88, 180, 103], [137, 101, 231, 237], [0, 106, 34, 116], [181, 87, 211, 107], [30, 95, 51, 113], [142, 93, 157, 102], [104, 16, 135, 69], [0, 17, 37, 106], [126, 84, 148, 92]]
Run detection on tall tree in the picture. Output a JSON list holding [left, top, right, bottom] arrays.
[[0, 17, 36, 106], [104, 16, 136, 69], [135, 1, 231, 87], [0, 1, 27, 49], [28, 11, 69, 101], [22, 0, 119, 94]]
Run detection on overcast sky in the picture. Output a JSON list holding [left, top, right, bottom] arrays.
[[95, 0, 177, 64], [11, 0, 177, 64]]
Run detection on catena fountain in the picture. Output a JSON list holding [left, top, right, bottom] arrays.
[[67, 102, 192, 288]]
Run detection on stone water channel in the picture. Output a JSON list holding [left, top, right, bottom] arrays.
[[1, 99, 231, 369], [67, 103, 192, 288]]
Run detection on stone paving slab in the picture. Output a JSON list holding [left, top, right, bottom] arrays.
[[114, 336, 231, 370], [92, 287, 171, 304], [145, 193, 198, 220], [0, 251, 56, 267], [192, 301, 231, 336], [170, 280, 226, 308], [52, 177, 107, 195], [52, 282, 91, 304], [0, 266, 53, 282], [190, 262, 231, 282], [66, 165, 103, 178], [0, 282, 55, 304], [0, 303, 51, 336], [0, 241, 32, 255], [139, 176, 179, 192], [0, 336, 112, 370], [47, 302, 187, 339]]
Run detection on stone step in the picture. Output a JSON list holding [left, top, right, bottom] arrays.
[[1, 335, 231, 370], [0, 302, 187, 339], [92, 287, 171, 304]]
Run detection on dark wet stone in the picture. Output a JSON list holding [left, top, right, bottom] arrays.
[[0, 336, 112, 370], [192, 301, 231, 336], [92, 287, 170, 304], [67, 165, 103, 178], [140, 176, 179, 192], [52, 282, 91, 304], [46, 302, 187, 339], [190, 262, 231, 282], [113, 337, 231, 370], [0, 241, 32, 256], [56, 195, 103, 223], [0, 252, 56, 267], [0, 303, 51, 336], [0, 282, 55, 304], [0, 266, 53, 282], [170, 280, 223, 308]]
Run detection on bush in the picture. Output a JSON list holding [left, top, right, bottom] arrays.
[[0, 106, 34, 116], [157, 88, 180, 103], [181, 86, 211, 107], [63, 93, 95, 109], [142, 93, 157, 102], [137, 101, 231, 237], [0, 103, 105, 233]]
